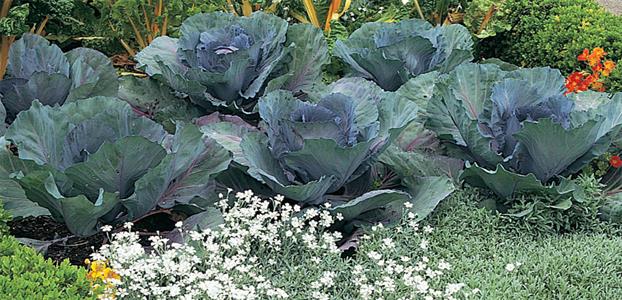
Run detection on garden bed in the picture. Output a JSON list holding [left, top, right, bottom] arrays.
[[1, 0, 622, 299]]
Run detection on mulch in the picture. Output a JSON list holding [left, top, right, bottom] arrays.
[[9, 216, 106, 266]]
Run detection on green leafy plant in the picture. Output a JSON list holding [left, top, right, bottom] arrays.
[[0, 236, 94, 299], [201, 77, 455, 226], [0, 201, 9, 236], [463, 0, 511, 39], [500, 174, 608, 233], [426, 63, 622, 199], [0, 1, 29, 80], [0, 33, 118, 133], [334, 18, 473, 91], [0, 97, 232, 236], [130, 11, 329, 116]]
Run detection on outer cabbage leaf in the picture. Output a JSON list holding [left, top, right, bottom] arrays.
[[64, 48, 119, 101], [0, 34, 117, 122], [124, 124, 232, 218], [335, 19, 473, 91], [118, 76, 204, 132], [266, 24, 329, 93], [64, 137, 166, 200], [402, 176, 455, 221], [460, 162, 580, 199], [329, 190, 411, 222], [426, 63, 622, 198], [135, 36, 181, 76], [6, 98, 166, 171], [514, 118, 601, 182], [206, 78, 422, 223], [239, 131, 336, 204], [136, 12, 327, 113], [0, 144, 50, 218], [7, 33, 69, 78], [59, 191, 120, 237], [0, 97, 231, 236]]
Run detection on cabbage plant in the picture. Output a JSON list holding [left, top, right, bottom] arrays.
[[334, 19, 473, 92], [133, 12, 329, 114], [202, 78, 455, 224], [0, 33, 118, 129], [427, 63, 622, 198], [0, 97, 231, 236]]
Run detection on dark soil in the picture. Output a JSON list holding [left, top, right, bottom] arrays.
[[8, 211, 180, 266], [9, 216, 106, 266]]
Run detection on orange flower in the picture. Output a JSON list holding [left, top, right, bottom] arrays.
[[603, 60, 616, 77], [588, 47, 607, 67], [592, 47, 606, 57], [591, 81, 605, 92], [569, 47, 614, 94]]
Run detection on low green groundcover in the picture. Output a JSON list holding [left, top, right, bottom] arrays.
[[425, 189, 622, 299], [0, 236, 94, 299]]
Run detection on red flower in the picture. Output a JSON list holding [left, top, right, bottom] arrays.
[[564, 71, 587, 95], [578, 48, 590, 61], [610, 155, 622, 168]]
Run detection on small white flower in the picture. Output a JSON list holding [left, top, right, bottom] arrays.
[[505, 263, 516, 272], [438, 260, 451, 270], [420, 239, 429, 250], [404, 202, 414, 209], [367, 251, 382, 261], [401, 0, 410, 4], [445, 283, 465, 295], [175, 221, 183, 228], [382, 238, 395, 249], [123, 222, 134, 230], [101, 225, 113, 232]]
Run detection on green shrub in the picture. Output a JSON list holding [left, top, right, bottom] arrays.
[[0, 236, 94, 300], [479, 0, 622, 92], [0, 202, 9, 236]]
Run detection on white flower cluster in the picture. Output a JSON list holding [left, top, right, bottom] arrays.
[[345, 209, 476, 300], [91, 191, 473, 300]]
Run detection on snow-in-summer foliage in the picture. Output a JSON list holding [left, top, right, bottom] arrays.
[[90, 191, 472, 300]]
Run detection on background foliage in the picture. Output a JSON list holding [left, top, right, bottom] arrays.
[[479, 0, 622, 92]]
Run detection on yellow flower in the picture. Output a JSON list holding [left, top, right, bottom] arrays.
[[603, 60, 616, 77], [86, 259, 120, 299]]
